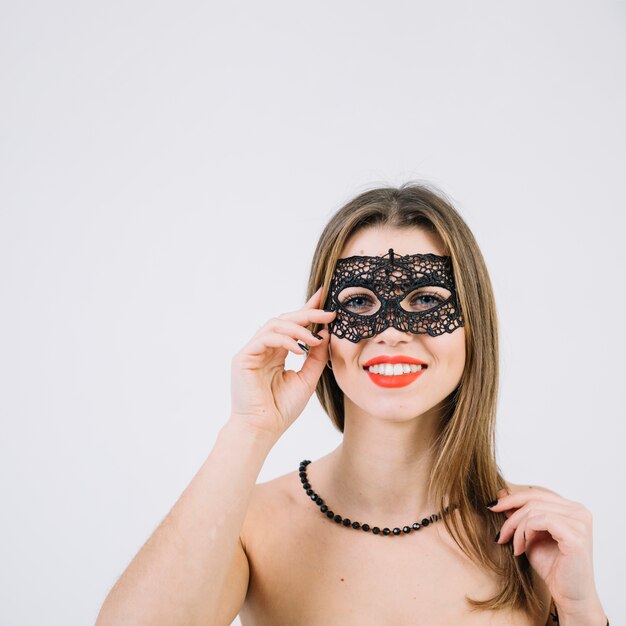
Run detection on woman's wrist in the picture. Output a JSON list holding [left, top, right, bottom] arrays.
[[223, 414, 281, 448], [555, 596, 607, 626]]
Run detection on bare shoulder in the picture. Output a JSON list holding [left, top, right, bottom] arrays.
[[253, 467, 300, 506], [239, 469, 555, 625], [501, 479, 560, 496], [240, 468, 300, 551]]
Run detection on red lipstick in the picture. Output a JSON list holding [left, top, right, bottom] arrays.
[[362, 355, 428, 389]]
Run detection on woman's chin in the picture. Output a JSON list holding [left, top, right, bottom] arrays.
[[347, 402, 435, 424]]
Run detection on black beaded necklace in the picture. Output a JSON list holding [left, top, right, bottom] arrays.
[[299, 459, 459, 537]]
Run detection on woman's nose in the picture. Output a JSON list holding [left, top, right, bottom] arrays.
[[371, 324, 415, 345]]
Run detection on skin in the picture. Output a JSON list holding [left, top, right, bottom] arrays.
[[490, 484, 607, 625], [238, 225, 607, 625], [322, 225, 466, 521]]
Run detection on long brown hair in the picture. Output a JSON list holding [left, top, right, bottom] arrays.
[[306, 182, 542, 615]]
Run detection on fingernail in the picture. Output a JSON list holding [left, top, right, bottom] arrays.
[[494, 531, 500, 542], [296, 341, 310, 352], [312, 332, 323, 340], [486, 499, 498, 508]]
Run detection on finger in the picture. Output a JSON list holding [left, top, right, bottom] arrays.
[[273, 288, 327, 323], [297, 328, 332, 388], [304, 286, 332, 310], [511, 511, 586, 557], [487, 487, 564, 513], [523, 524, 551, 553], [512, 520, 527, 557], [511, 516, 552, 557], [497, 501, 577, 546], [515, 515, 554, 557], [265, 317, 327, 347], [243, 329, 311, 358], [296, 340, 310, 354], [303, 286, 323, 307], [510, 512, 557, 557], [278, 307, 337, 326]]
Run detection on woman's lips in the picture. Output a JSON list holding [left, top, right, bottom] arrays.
[[362, 354, 427, 367], [364, 366, 427, 388]]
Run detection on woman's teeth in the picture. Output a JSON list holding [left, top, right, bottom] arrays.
[[366, 363, 424, 376]]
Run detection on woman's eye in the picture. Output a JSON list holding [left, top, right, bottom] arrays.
[[413, 293, 443, 306], [339, 290, 446, 314], [409, 292, 445, 311], [342, 294, 375, 310], [338, 291, 380, 315]]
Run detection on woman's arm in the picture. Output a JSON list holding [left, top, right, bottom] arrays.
[[489, 483, 608, 626], [95, 289, 335, 625], [95, 420, 277, 626], [545, 596, 609, 626]]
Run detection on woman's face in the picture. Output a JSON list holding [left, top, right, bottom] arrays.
[[328, 226, 466, 423]]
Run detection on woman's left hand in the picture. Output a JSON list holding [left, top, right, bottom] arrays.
[[489, 482, 605, 621]]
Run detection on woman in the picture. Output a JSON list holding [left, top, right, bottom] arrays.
[[95, 183, 608, 626]]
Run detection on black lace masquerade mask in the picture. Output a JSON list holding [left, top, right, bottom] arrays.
[[322, 248, 465, 343]]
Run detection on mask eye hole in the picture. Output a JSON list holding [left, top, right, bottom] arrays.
[[337, 287, 380, 316], [399, 286, 451, 313], [337, 285, 451, 316]]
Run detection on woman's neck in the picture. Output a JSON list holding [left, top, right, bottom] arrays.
[[321, 406, 442, 524]]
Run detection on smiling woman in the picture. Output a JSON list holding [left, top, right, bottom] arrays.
[[95, 182, 608, 626], [289, 183, 606, 625]]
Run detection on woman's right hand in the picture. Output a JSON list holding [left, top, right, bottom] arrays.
[[229, 287, 337, 440]]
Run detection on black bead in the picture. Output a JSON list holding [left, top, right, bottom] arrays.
[[296, 459, 454, 541]]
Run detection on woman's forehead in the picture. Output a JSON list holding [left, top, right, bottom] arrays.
[[340, 226, 445, 258]]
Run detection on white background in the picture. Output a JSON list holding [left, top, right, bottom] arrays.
[[1, 2, 624, 625]]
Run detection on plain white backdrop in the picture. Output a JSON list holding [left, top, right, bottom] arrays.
[[1, 2, 624, 625]]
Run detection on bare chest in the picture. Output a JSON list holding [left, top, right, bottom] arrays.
[[239, 481, 546, 626]]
